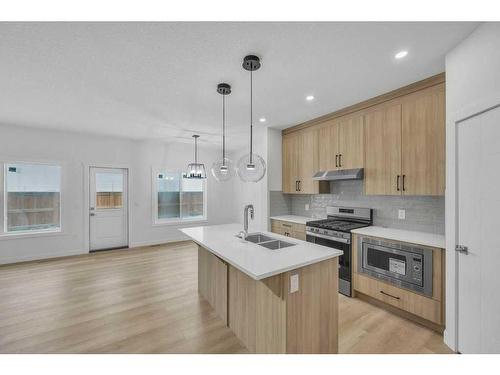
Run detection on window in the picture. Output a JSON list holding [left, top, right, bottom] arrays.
[[154, 170, 206, 223], [4, 163, 62, 233]]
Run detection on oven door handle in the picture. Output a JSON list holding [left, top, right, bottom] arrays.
[[306, 231, 350, 244]]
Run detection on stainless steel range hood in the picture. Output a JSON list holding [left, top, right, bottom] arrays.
[[312, 168, 364, 181]]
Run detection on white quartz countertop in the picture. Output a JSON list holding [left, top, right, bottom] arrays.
[[351, 226, 445, 249], [269, 215, 314, 225], [180, 224, 343, 280]]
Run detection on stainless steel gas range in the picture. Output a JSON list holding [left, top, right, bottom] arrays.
[[306, 206, 373, 297]]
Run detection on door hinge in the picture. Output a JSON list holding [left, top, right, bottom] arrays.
[[455, 244, 468, 254]]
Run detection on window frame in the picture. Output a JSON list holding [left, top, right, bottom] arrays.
[[152, 168, 208, 226], [2, 161, 63, 237]]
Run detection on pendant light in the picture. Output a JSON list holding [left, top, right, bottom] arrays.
[[211, 83, 235, 182], [183, 134, 206, 179], [236, 55, 266, 183]]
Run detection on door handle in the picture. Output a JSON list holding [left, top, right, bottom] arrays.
[[380, 290, 400, 300], [456, 245, 468, 254], [396, 175, 400, 191], [90, 213, 95, 216], [402, 175, 406, 192]]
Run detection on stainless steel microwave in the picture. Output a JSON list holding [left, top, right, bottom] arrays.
[[357, 236, 433, 297]]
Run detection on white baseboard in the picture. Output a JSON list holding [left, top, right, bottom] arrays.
[[0, 249, 88, 265], [129, 237, 191, 248]]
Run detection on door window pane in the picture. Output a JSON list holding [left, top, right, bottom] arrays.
[[157, 172, 181, 219], [95, 172, 123, 209], [6, 163, 61, 232]]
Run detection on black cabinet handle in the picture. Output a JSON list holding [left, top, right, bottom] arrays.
[[339, 154, 342, 167], [380, 290, 400, 300], [298, 180, 301, 191], [295, 180, 299, 191], [396, 175, 400, 191], [335, 154, 339, 168], [402, 175, 406, 192]]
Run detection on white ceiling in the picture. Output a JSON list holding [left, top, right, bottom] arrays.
[[0, 22, 478, 150]]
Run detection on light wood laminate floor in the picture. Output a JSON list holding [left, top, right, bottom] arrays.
[[0, 242, 453, 354]]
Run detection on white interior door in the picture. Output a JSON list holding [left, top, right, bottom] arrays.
[[457, 105, 500, 353], [89, 167, 128, 251]]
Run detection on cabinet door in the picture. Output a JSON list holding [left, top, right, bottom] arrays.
[[297, 128, 319, 194], [338, 114, 364, 170], [401, 84, 445, 196], [282, 133, 299, 193], [318, 120, 339, 171], [364, 103, 402, 195]]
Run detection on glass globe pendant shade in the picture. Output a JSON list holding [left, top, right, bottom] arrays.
[[236, 153, 266, 183], [211, 158, 235, 182], [184, 162, 206, 179]]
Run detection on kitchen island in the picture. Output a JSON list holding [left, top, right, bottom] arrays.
[[180, 224, 343, 354]]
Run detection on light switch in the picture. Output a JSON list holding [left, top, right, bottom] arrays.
[[305, 204, 310, 211], [290, 274, 299, 293], [398, 209, 406, 220]]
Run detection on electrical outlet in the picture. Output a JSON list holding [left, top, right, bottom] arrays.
[[398, 209, 406, 220], [305, 204, 310, 211], [290, 274, 299, 293]]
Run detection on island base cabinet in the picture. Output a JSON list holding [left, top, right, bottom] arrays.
[[198, 246, 228, 325], [227, 258, 339, 354]]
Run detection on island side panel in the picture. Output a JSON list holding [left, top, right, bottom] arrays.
[[255, 275, 287, 354], [285, 257, 339, 354], [228, 265, 257, 352], [198, 246, 228, 325], [228, 266, 287, 354]]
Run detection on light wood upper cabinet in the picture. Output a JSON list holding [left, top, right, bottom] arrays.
[[282, 133, 298, 194], [401, 85, 445, 196], [298, 128, 319, 194], [318, 121, 339, 171], [318, 114, 364, 171], [364, 83, 445, 196], [338, 114, 364, 169], [364, 103, 402, 195], [282, 128, 319, 194]]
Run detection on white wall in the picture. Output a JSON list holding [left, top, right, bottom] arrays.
[[267, 128, 282, 192], [0, 123, 234, 264], [444, 22, 500, 351]]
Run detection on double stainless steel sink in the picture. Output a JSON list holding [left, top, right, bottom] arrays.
[[243, 233, 295, 250]]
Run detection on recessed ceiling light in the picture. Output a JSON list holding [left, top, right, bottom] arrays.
[[259, 117, 266, 123], [395, 50, 408, 59], [306, 95, 315, 101]]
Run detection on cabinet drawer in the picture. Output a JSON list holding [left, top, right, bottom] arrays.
[[353, 272, 442, 325], [271, 220, 305, 233]]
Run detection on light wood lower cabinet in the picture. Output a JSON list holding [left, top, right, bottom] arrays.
[[352, 234, 444, 329], [198, 246, 228, 324], [271, 219, 306, 240], [228, 257, 339, 354], [198, 245, 339, 354]]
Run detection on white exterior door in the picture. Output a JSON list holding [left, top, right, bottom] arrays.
[[457, 105, 500, 353], [89, 167, 128, 251]]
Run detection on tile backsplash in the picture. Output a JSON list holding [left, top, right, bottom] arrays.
[[270, 180, 444, 234]]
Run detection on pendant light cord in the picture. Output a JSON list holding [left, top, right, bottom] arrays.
[[194, 136, 197, 164], [249, 69, 253, 164], [222, 94, 226, 165]]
